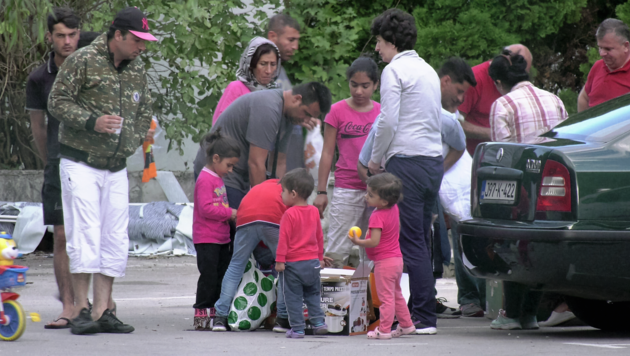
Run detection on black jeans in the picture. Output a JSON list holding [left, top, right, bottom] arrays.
[[193, 243, 232, 309]]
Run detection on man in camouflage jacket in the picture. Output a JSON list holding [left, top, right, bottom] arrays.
[[48, 6, 157, 335]]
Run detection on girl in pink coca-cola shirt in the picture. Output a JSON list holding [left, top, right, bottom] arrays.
[[314, 57, 380, 267]]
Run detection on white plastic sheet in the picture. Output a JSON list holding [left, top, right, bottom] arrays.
[[9, 203, 47, 255], [304, 123, 324, 187]]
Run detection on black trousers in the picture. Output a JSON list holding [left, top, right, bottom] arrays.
[[503, 281, 543, 319], [193, 243, 233, 309], [387, 155, 444, 327]]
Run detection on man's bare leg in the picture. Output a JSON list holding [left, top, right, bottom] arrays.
[[72, 273, 91, 318], [108, 295, 116, 315], [46, 225, 75, 327], [92, 273, 114, 321]]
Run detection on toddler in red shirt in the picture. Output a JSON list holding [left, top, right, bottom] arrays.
[[348, 173, 415, 339], [276, 168, 328, 338], [192, 128, 239, 330]]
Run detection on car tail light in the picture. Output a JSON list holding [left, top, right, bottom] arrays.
[[536, 160, 571, 212], [470, 147, 485, 210]]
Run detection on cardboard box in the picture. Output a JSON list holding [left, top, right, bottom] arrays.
[[304, 263, 370, 336]]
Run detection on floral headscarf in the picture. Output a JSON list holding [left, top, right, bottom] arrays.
[[236, 37, 281, 92]]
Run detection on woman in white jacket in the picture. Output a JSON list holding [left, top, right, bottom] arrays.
[[367, 8, 444, 335]]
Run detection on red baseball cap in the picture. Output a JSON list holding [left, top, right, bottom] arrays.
[[111, 7, 157, 42]]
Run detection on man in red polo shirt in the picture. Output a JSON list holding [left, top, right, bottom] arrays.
[[458, 44, 533, 156], [578, 19, 630, 112]]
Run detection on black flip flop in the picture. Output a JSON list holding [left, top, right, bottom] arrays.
[[44, 317, 72, 329]]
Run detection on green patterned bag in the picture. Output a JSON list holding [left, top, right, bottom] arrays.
[[228, 257, 276, 331]]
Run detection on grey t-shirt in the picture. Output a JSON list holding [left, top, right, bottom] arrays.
[[277, 66, 305, 171], [193, 89, 291, 192]]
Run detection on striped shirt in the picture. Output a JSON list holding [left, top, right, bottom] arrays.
[[490, 81, 568, 144]]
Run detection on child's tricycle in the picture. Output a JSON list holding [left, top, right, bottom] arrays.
[[0, 231, 28, 341]]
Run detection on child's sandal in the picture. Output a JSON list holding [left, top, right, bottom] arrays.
[[367, 327, 392, 339], [391, 324, 416, 338]]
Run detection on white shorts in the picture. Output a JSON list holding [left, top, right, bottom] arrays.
[[325, 187, 372, 266], [60, 158, 129, 277]]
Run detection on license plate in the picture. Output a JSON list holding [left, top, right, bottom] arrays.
[[481, 180, 517, 203]]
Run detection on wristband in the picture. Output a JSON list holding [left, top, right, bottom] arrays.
[[317, 191, 328, 195]]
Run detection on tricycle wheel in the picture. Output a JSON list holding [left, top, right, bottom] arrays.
[[0, 300, 26, 341]]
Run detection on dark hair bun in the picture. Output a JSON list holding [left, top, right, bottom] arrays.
[[205, 126, 241, 161], [489, 52, 529, 90]]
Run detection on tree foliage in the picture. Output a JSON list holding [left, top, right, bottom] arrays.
[[0, 0, 52, 169], [283, 0, 628, 115], [86, 0, 281, 153], [3, 0, 279, 169], [285, 0, 584, 95], [6, 0, 630, 170]]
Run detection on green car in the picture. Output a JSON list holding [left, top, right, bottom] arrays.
[[459, 94, 630, 331]]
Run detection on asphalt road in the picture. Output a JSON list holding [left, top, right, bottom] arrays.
[[1, 255, 629, 356]]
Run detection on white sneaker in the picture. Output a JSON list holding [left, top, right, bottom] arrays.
[[411, 317, 437, 334], [415, 326, 437, 335], [539, 311, 576, 327]]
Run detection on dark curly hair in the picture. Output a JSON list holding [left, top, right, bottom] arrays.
[[367, 173, 403, 207], [370, 9, 417, 52], [488, 49, 529, 92]]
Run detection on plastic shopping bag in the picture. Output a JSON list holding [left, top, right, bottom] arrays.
[[228, 257, 276, 331], [304, 123, 324, 187]]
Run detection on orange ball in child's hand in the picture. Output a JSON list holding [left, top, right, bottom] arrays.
[[348, 226, 362, 238]]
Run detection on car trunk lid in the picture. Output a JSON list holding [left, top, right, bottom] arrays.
[[471, 143, 576, 221]]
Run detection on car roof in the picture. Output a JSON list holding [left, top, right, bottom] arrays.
[[542, 93, 630, 143]]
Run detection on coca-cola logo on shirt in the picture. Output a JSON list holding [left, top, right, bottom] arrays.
[[340, 122, 372, 139]]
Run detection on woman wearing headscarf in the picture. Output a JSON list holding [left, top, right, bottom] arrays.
[[212, 37, 281, 124]]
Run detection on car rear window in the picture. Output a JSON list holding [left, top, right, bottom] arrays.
[[544, 95, 630, 143]]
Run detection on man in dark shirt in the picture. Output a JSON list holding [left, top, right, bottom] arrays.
[[26, 7, 80, 330]]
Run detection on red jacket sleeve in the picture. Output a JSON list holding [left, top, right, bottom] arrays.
[[196, 178, 233, 222], [276, 212, 292, 263]]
